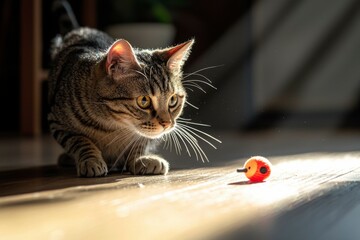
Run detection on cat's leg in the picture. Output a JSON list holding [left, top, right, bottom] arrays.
[[127, 155, 169, 175], [55, 132, 108, 177], [58, 152, 75, 166]]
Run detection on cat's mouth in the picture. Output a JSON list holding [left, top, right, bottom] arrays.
[[137, 123, 174, 139]]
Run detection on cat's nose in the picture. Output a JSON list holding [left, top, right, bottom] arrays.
[[159, 119, 172, 130]]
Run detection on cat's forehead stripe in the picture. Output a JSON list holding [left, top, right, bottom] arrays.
[[143, 64, 172, 94], [135, 50, 179, 95], [153, 64, 167, 91]]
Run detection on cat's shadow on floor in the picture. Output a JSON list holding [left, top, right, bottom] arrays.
[[0, 165, 131, 198]]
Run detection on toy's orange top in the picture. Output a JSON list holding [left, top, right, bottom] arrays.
[[237, 156, 272, 182]]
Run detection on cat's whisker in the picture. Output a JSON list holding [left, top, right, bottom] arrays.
[[167, 132, 175, 154], [181, 129, 205, 162], [185, 73, 213, 84], [183, 79, 217, 90], [174, 127, 199, 160], [183, 83, 207, 93], [183, 65, 223, 80], [129, 137, 143, 162], [177, 120, 211, 127], [120, 139, 137, 173], [162, 134, 170, 150], [108, 132, 138, 172], [177, 123, 222, 146], [178, 117, 192, 121], [178, 124, 217, 151], [173, 131, 182, 155], [138, 139, 147, 171], [118, 135, 143, 173], [163, 133, 170, 151], [184, 87, 195, 92], [185, 101, 199, 110], [94, 127, 120, 146], [105, 130, 128, 147], [171, 117, 223, 162], [175, 126, 208, 162], [172, 129, 191, 157], [177, 120, 221, 142], [98, 127, 132, 147], [169, 131, 178, 154], [166, 133, 175, 152], [160, 134, 168, 147]]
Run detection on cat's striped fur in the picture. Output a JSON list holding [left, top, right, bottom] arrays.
[[48, 27, 195, 177]]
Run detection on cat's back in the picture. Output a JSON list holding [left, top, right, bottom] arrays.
[[52, 27, 114, 59], [49, 28, 113, 103]]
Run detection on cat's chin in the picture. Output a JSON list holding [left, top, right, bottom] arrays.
[[137, 132, 163, 139], [137, 129, 172, 139]]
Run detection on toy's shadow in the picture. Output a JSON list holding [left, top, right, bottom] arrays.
[[228, 181, 265, 185]]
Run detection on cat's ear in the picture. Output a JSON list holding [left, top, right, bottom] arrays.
[[165, 39, 194, 73], [106, 39, 140, 74]]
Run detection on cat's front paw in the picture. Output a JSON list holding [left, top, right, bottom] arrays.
[[77, 158, 108, 177], [130, 155, 169, 175]]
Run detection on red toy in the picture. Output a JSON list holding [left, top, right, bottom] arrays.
[[237, 156, 272, 182]]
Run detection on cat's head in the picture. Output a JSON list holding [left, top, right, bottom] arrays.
[[97, 39, 194, 139]]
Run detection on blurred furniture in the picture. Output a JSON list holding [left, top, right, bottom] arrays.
[[20, 0, 97, 136], [20, 0, 42, 136]]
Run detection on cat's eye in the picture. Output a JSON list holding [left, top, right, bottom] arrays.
[[137, 96, 151, 109], [169, 95, 178, 108]]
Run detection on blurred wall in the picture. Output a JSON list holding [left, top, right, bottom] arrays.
[[188, 0, 360, 130]]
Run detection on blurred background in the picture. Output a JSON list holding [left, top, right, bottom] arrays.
[[1, 0, 360, 136], [2, 2, 360, 237]]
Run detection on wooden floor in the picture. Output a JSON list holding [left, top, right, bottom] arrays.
[[1, 129, 360, 240]]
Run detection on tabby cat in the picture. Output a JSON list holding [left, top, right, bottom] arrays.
[[48, 1, 219, 177]]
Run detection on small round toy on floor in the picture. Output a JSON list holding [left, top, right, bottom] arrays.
[[237, 156, 272, 182]]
